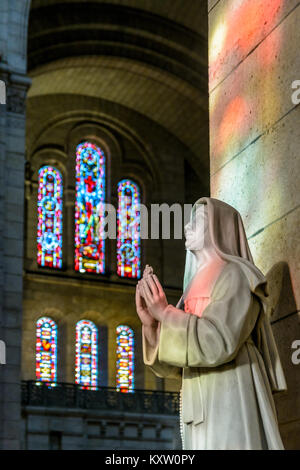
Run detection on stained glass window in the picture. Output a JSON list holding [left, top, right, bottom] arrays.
[[36, 317, 57, 385], [75, 320, 98, 389], [37, 166, 63, 269], [75, 142, 106, 274], [116, 325, 134, 393], [117, 179, 141, 278]]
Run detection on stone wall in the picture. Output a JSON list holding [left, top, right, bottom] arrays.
[[21, 407, 181, 450], [208, 0, 300, 449]]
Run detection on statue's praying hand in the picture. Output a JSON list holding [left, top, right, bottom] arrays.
[[138, 266, 168, 323], [143, 264, 153, 278]]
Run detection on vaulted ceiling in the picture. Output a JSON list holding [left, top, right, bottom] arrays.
[[27, 0, 209, 188]]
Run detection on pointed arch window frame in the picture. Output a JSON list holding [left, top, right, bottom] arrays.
[[74, 141, 106, 275], [75, 319, 98, 390], [37, 165, 63, 269], [117, 178, 141, 279], [116, 324, 135, 393], [36, 316, 58, 385]]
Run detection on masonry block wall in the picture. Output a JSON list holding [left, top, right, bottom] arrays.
[[208, 0, 300, 449], [21, 408, 181, 450]]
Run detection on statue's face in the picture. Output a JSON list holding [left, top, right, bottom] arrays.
[[184, 204, 207, 251]]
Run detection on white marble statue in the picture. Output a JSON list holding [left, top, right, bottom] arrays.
[[135, 197, 287, 450]]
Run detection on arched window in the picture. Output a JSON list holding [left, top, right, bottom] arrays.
[[75, 142, 106, 274], [36, 317, 57, 385], [117, 179, 141, 278], [116, 325, 134, 393], [75, 320, 98, 389], [37, 166, 63, 269]]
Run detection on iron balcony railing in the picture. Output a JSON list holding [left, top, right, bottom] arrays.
[[21, 380, 179, 415]]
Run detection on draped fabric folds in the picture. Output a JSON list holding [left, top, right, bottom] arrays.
[[142, 197, 287, 450]]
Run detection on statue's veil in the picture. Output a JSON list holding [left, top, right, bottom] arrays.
[[183, 197, 287, 394]]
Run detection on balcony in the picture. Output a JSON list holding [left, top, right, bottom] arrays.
[[21, 380, 179, 415]]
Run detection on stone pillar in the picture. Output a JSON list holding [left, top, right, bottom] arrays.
[[208, 0, 300, 449], [0, 0, 31, 449], [0, 68, 31, 449]]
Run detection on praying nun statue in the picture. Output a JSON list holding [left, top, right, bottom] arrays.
[[136, 197, 287, 450]]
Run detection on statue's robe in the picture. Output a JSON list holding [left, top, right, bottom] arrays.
[[143, 261, 285, 450]]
